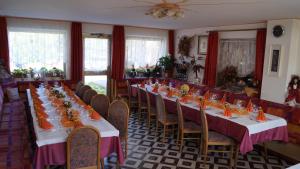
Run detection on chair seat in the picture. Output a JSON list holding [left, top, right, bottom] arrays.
[[208, 131, 235, 145], [162, 114, 178, 125], [183, 122, 201, 133]]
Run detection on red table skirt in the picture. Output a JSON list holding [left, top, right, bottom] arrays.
[[33, 136, 124, 169], [132, 86, 288, 154]]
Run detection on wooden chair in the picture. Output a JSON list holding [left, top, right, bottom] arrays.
[[199, 108, 237, 169], [176, 99, 201, 152], [83, 89, 97, 105], [77, 85, 91, 99], [108, 100, 129, 158], [67, 126, 104, 169], [126, 80, 138, 113], [155, 94, 178, 142], [75, 81, 83, 94], [137, 85, 148, 121], [141, 88, 156, 127], [90, 94, 110, 119]]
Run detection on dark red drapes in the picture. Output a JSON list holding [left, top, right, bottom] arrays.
[[168, 30, 175, 57], [111, 25, 125, 80], [255, 29, 267, 83], [203, 31, 219, 87], [70, 22, 83, 82], [0, 17, 10, 71]]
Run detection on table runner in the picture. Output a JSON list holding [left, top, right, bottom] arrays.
[[132, 84, 288, 154]]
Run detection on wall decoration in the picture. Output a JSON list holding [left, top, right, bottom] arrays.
[[268, 44, 282, 77], [178, 36, 193, 57], [198, 35, 208, 54]]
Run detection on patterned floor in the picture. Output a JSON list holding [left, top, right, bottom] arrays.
[[104, 112, 295, 169]]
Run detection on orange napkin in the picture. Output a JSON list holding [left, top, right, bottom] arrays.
[[220, 94, 226, 104], [36, 111, 48, 119], [166, 89, 174, 98], [140, 81, 145, 88], [61, 117, 74, 127], [204, 91, 210, 100], [74, 120, 84, 128], [152, 86, 159, 93], [256, 107, 266, 121], [89, 109, 101, 120], [223, 105, 232, 117], [200, 99, 207, 109], [246, 100, 253, 112], [38, 119, 53, 130]]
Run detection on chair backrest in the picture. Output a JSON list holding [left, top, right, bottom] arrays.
[[108, 100, 129, 138], [90, 94, 110, 118], [266, 107, 285, 118], [140, 88, 151, 114], [67, 126, 100, 169], [199, 108, 209, 144], [83, 89, 97, 105], [155, 94, 167, 122], [77, 85, 91, 99], [176, 99, 184, 131], [75, 81, 83, 94]]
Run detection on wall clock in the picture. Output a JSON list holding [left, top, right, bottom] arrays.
[[273, 25, 284, 38]]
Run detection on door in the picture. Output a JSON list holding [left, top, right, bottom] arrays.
[[83, 36, 110, 95]]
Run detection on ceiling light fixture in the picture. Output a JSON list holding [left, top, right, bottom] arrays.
[[145, 0, 186, 19]]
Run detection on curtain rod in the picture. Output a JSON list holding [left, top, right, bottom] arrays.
[[207, 28, 263, 33]]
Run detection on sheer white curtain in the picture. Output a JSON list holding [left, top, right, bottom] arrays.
[[7, 18, 70, 78], [125, 36, 167, 68], [218, 39, 256, 76]]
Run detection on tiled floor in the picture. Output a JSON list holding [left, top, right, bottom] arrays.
[[104, 112, 295, 169]]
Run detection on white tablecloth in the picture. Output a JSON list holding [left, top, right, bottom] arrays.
[[28, 88, 119, 147], [133, 84, 287, 135]]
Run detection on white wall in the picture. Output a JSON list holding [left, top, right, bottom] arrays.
[[82, 23, 113, 34], [174, 23, 266, 83], [261, 19, 300, 103]]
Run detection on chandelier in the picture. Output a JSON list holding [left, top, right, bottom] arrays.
[[145, 0, 185, 19]]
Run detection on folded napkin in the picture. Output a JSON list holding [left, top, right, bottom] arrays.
[[246, 100, 253, 112], [152, 86, 159, 93], [89, 109, 101, 120], [140, 81, 145, 88], [38, 119, 53, 130], [220, 94, 226, 104], [36, 110, 48, 119], [61, 117, 74, 128], [256, 107, 266, 121], [74, 120, 84, 128], [204, 91, 210, 100], [223, 105, 232, 117], [166, 89, 174, 98]]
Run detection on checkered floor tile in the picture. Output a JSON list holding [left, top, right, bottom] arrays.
[[104, 112, 295, 169]]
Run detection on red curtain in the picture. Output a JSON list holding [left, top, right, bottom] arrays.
[[203, 31, 219, 87], [255, 29, 267, 83], [111, 25, 125, 80], [0, 17, 10, 71], [168, 30, 175, 57], [70, 22, 83, 82]]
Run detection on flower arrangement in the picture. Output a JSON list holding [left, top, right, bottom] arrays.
[[180, 84, 190, 95], [217, 66, 238, 87]]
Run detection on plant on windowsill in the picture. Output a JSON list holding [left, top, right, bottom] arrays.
[[217, 66, 238, 88], [158, 55, 173, 78], [12, 68, 29, 80]]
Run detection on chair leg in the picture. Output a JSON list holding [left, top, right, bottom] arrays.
[[229, 145, 234, 168], [147, 114, 151, 127], [203, 154, 207, 169], [163, 125, 166, 142], [233, 144, 240, 169], [180, 132, 184, 152], [177, 130, 180, 146], [263, 142, 268, 159], [125, 138, 128, 159], [100, 159, 105, 169], [156, 120, 159, 136]]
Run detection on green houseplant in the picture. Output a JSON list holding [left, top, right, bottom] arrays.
[[158, 55, 173, 77]]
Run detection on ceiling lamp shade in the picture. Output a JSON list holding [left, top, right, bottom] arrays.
[[146, 1, 184, 19]]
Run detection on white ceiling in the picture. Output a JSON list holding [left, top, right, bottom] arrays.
[[0, 0, 300, 29]]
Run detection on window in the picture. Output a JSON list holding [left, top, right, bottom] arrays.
[[7, 18, 70, 79], [125, 36, 167, 69], [84, 37, 110, 94]]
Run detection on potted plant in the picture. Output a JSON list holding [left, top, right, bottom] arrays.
[[158, 55, 173, 77]]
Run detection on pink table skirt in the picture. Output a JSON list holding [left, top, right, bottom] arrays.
[[33, 136, 124, 169], [132, 86, 288, 154]]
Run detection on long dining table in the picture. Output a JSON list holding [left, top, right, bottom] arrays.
[[132, 84, 288, 154], [28, 86, 124, 169]]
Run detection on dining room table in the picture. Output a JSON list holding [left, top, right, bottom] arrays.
[[28, 84, 124, 169], [131, 83, 289, 154]]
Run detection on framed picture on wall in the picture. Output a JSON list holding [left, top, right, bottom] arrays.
[[198, 36, 208, 54], [268, 44, 282, 77]]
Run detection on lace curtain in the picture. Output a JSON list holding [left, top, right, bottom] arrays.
[[125, 36, 167, 68], [7, 18, 70, 78], [218, 39, 256, 77]]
